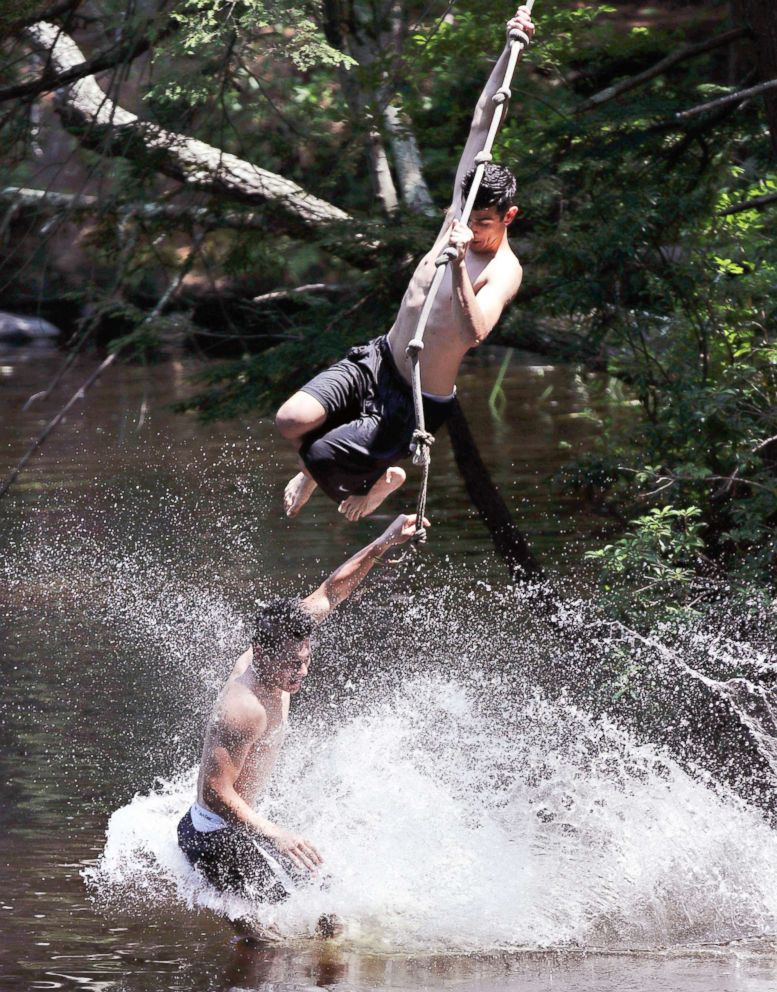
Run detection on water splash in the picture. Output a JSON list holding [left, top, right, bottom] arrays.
[[86, 675, 777, 953], [4, 465, 777, 955]]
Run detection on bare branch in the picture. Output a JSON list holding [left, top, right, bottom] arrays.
[[576, 28, 747, 114], [22, 21, 352, 238], [0, 30, 155, 104], [252, 283, 345, 303], [755, 434, 777, 453], [0, 231, 205, 501], [677, 77, 777, 120], [718, 190, 777, 215], [0, 186, 274, 231]]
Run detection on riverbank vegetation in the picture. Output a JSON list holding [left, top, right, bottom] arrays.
[[1, 0, 775, 611]]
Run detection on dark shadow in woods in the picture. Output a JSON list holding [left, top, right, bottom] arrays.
[[447, 397, 543, 584]]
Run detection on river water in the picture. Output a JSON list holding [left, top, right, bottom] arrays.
[[1, 345, 776, 991]]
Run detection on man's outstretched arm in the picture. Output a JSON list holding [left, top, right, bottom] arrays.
[[302, 514, 426, 622], [450, 6, 536, 215]]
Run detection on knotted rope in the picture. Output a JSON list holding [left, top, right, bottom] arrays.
[[406, 1, 535, 544]]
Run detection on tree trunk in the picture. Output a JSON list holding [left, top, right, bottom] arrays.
[[735, 0, 777, 154], [379, 2, 435, 215], [0, 186, 276, 231], [382, 101, 436, 214], [446, 398, 543, 583], [322, 0, 435, 215]]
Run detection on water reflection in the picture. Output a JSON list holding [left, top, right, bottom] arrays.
[[219, 939, 777, 992], [0, 346, 617, 584]]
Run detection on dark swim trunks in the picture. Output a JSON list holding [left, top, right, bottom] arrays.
[[177, 809, 305, 903], [298, 335, 455, 502]]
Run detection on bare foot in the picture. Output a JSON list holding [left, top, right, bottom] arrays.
[[284, 471, 317, 517], [338, 467, 406, 522], [233, 917, 284, 943]]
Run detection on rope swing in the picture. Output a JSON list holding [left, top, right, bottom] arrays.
[[407, 0, 536, 545]]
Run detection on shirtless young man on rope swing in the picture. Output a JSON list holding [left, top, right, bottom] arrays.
[[276, 6, 536, 522]]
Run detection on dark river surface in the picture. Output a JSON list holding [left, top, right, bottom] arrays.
[[2, 344, 777, 991]]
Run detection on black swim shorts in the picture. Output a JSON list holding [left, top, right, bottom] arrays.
[[298, 335, 455, 502], [177, 810, 305, 902]]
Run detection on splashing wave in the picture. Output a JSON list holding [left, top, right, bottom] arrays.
[[86, 675, 777, 953]]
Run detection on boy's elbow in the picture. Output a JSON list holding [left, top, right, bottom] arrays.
[[305, 587, 332, 621], [472, 319, 495, 346]]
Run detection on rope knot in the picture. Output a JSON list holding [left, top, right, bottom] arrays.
[[492, 86, 511, 105], [406, 338, 424, 356], [410, 428, 435, 467], [474, 150, 493, 165], [508, 28, 530, 46]]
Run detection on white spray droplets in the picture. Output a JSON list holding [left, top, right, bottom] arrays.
[[4, 451, 777, 956], [88, 676, 777, 953]]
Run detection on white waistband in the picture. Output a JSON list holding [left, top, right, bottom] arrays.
[[190, 801, 227, 833], [422, 386, 457, 402]]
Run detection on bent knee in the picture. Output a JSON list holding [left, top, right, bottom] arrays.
[[275, 392, 327, 440]]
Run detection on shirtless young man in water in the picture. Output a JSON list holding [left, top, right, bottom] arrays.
[[275, 6, 535, 522], [177, 513, 424, 932]]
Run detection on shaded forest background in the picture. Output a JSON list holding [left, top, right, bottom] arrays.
[[1, 0, 775, 621]]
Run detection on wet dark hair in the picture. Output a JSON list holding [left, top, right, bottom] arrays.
[[461, 163, 517, 216], [251, 597, 315, 657]]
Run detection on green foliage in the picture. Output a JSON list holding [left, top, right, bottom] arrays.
[[462, 1, 777, 593], [4, 0, 776, 604], [563, 177, 777, 588], [148, 0, 351, 110], [0, 0, 40, 33], [585, 505, 707, 622]]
